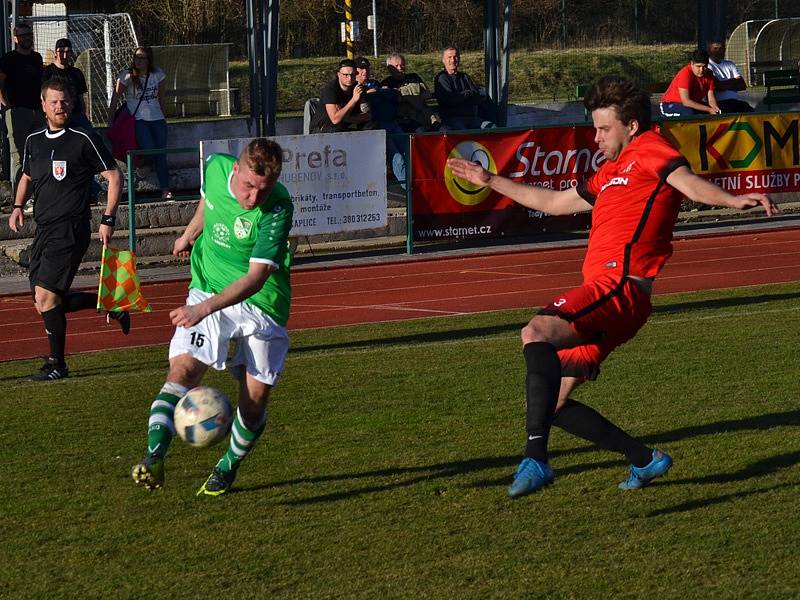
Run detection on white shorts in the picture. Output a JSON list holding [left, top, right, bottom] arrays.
[[168, 288, 289, 385]]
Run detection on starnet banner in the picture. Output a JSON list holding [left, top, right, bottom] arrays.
[[201, 131, 387, 236], [410, 126, 601, 241], [660, 113, 800, 194]]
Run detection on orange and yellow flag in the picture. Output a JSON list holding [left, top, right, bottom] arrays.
[[96, 245, 152, 312]]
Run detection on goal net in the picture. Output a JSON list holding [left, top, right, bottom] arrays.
[[28, 5, 139, 124]]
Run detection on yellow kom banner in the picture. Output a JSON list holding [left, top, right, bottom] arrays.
[[660, 113, 800, 194]]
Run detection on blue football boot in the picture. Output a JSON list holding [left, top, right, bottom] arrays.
[[508, 457, 555, 498], [618, 449, 673, 490]]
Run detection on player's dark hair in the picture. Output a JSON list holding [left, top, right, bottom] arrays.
[[241, 138, 282, 180], [690, 49, 710, 64], [41, 77, 73, 101], [584, 75, 651, 133]]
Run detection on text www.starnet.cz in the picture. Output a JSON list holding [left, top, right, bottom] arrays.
[[417, 225, 493, 239]]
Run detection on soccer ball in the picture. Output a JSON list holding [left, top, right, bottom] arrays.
[[174, 386, 234, 448]]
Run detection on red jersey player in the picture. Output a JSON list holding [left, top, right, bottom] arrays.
[[447, 75, 778, 499]]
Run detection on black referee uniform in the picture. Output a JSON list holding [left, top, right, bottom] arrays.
[[24, 125, 115, 295], [22, 124, 119, 380]]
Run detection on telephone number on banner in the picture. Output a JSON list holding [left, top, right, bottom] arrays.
[[326, 213, 383, 225]]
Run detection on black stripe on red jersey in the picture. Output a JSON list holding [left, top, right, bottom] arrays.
[[658, 156, 690, 181], [538, 278, 626, 324], [576, 180, 595, 205], [621, 177, 666, 279], [621, 154, 686, 279]]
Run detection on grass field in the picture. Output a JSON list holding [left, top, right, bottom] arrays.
[[2, 282, 800, 598]]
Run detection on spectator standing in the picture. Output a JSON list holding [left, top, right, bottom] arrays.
[[312, 59, 372, 133], [706, 40, 754, 114], [44, 37, 101, 204], [660, 49, 721, 117], [7, 79, 125, 381], [0, 22, 45, 192], [434, 47, 493, 130], [381, 52, 441, 132], [108, 46, 172, 200], [43, 38, 92, 128]]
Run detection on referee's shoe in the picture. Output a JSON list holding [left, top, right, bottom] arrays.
[[30, 357, 69, 381], [106, 311, 131, 335]]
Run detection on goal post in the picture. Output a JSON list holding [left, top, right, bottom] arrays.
[[27, 8, 139, 124]]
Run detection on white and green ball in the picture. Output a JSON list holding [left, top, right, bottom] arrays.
[[174, 386, 234, 448]]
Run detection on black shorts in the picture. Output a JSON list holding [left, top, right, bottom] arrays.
[[28, 219, 91, 296]]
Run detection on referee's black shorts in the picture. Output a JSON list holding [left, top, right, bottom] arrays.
[[28, 218, 91, 296]]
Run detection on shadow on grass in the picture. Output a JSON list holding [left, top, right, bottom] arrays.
[[291, 289, 800, 355], [292, 322, 522, 355], [0, 357, 167, 383], [646, 450, 800, 516], [652, 290, 800, 316], [238, 409, 800, 505]]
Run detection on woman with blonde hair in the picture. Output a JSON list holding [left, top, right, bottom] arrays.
[[108, 46, 172, 199]]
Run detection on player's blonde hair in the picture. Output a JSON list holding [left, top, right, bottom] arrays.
[[239, 138, 283, 180]]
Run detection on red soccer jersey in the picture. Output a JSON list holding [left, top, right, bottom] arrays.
[[661, 64, 716, 104], [576, 130, 688, 282]]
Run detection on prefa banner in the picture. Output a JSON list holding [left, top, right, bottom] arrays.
[[200, 131, 387, 236], [411, 126, 601, 241], [660, 113, 800, 194]]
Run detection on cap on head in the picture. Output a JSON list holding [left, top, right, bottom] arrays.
[[354, 56, 370, 69], [55, 38, 72, 50]]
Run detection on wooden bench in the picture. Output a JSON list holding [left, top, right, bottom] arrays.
[[763, 70, 800, 108], [164, 88, 219, 117]]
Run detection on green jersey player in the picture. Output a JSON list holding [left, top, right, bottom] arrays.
[[132, 138, 294, 496]]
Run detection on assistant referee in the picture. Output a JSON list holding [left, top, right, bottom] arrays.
[[8, 78, 125, 381]]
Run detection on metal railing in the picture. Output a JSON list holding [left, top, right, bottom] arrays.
[[125, 146, 199, 252]]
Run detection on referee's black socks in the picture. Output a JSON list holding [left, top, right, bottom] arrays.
[[552, 399, 652, 467], [522, 342, 561, 462], [41, 306, 67, 366]]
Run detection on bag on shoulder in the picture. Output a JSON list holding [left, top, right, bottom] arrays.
[[107, 105, 137, 162], [107, 72, 150, 162]]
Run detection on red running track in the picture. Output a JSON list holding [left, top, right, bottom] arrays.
[[2, 228, 800, 362]]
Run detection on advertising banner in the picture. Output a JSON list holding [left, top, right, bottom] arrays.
[[201, 131, 387, 236], [660, 113, 800, 194], [410, 126, 601, 241]]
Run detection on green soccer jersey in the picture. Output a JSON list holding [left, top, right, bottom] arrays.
[[189, 153, 294, 325]]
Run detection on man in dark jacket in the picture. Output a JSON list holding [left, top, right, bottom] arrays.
[[433, 47, 493, 130], [0, 22, 45, 190]]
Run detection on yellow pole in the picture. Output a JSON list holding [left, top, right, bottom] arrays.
[[345, 0, 353, 58]]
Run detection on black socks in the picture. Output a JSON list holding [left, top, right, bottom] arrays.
[[552, 399, 652, 467], [523, 342, 561, 462], [41, 306, 67, 365]]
